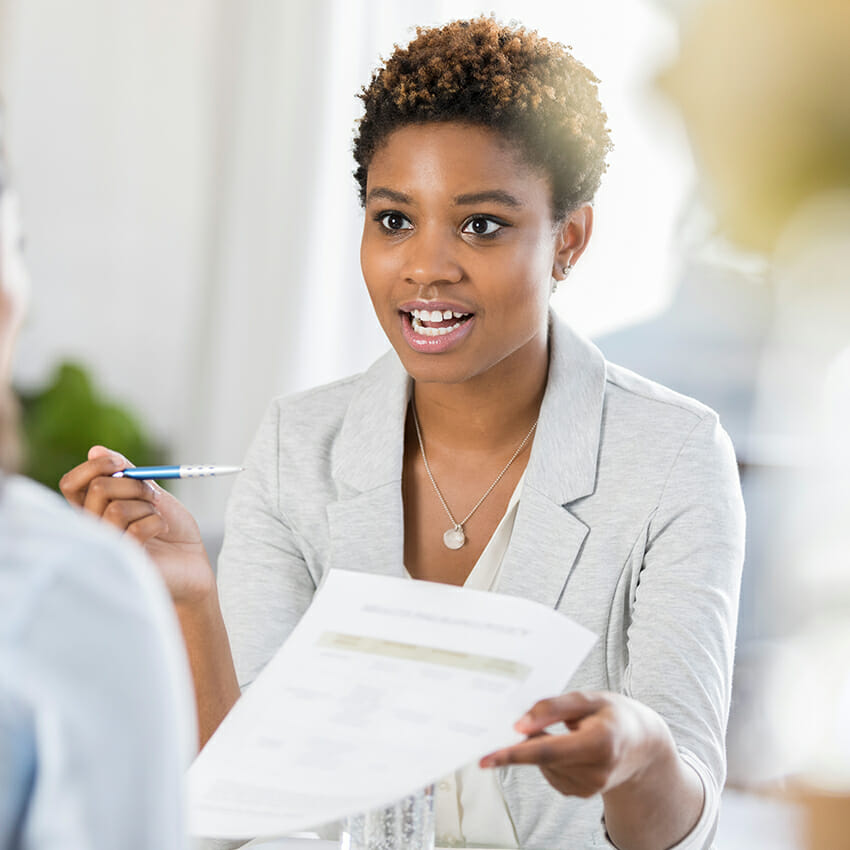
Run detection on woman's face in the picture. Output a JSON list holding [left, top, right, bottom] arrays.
[[361, 122, 579, 388], [0, 188, 30, 383]]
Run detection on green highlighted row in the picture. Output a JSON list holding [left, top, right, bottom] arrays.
[[317, 631, 530, 680]]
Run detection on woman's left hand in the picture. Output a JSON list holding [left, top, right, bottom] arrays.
[[479, 690, 675, 798]]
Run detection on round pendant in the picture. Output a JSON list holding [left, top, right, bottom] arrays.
[[443, 526, 466, 550]]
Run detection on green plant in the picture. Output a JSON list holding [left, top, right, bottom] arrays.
[[16, 361, 167, 492]]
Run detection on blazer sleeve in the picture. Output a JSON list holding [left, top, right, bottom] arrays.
[[624, 411, 745, 848], [216, 399, 318, 692]]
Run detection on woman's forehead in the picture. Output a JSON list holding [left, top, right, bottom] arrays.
[[366, 122, 551, 203]]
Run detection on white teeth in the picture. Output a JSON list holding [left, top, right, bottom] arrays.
[[409, 308, 471, 321], [411, 315, 462, 336]]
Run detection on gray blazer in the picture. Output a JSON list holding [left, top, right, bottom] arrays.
[[217, 314, 745, 849]]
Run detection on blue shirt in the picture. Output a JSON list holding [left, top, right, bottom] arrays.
[[0, 476, 195, 850]]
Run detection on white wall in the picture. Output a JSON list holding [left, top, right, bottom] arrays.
[[2, 0, 222, 522]]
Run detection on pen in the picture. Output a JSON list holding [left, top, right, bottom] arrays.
[[112, 465, 244, 480]]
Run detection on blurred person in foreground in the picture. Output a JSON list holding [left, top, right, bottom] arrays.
[[0, 118, 194, 848], [660, 0, 850, 845]]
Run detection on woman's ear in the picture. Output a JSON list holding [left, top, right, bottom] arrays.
[[552, 204, 594, 280]]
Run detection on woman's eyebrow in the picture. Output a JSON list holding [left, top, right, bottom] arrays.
[[453, 190, 523, 208], [365, 187, 524, 208], [365, 187, 413, 205]]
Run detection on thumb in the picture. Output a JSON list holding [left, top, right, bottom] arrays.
[[515, 690, 606, 735], [88, 444, 133, 468]]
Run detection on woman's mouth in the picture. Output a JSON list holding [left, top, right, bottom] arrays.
[[399, 307, 475, 353]]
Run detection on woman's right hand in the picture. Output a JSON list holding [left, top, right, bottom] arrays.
[[60, 445, 215, 607]]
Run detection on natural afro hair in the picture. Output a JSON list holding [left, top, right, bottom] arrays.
[[353, 16, 613, 220]]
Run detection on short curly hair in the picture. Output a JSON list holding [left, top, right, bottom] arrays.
[[353, 16, 613, 220]]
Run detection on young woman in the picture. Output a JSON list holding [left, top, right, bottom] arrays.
[[61, 18, 744, 850]]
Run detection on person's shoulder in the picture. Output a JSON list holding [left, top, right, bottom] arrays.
[[1, 474, 115, 554], [261, 348, 403, 441], [550, 313, 720, 436], [272, 370, 369, 422], [604, 359, 718, 430], [594, 364, 739, 509], [0, 475, 171, 627], [2, 474, 129, 557]]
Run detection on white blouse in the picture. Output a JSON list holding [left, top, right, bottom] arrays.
[[406, 473, 525, 849]]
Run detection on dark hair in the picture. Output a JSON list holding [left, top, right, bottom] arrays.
[[353, 16, 613, 220]]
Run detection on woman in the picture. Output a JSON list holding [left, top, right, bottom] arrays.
[[61, 18, 744, 850], [0, 118, 194, 849]]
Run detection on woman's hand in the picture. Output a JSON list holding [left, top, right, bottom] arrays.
[[480, 690, 676, 796], [481, 691, 704, 850], [60, 445, 215, 607]]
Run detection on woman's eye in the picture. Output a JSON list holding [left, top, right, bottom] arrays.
[[462, 217, 503, 236], [379, 212, 412, 231]]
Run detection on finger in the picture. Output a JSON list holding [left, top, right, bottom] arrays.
[[125, 512, 169, 545], [59, 454, 127, 506], [88, 444, 133, 468], [101, 498, 162, 532], [87, 446, 169, 501], [481, 729, 603, 769], [515, 691, 607, 735], [83, 477, 159, 518]]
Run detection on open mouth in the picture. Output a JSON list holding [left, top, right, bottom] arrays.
[[406, 308, 473, 337]]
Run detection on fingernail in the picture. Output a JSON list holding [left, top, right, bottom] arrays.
[[514, 713, 533, 731], [479, 755, 495, 768]]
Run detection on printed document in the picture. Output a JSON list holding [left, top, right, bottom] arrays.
[[188, 569, 596, 838]]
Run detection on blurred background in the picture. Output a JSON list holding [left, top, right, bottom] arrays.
[[2, 1, 848, 847]]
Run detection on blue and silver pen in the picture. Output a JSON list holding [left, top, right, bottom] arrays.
[[112, 465, 244, 480]]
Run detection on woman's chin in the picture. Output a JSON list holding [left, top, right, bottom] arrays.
[[396, 354, 479, 386]]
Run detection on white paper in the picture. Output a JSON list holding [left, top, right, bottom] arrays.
[[188, 569, 596, 839]]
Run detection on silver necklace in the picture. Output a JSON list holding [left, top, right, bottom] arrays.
[[410, 400, 538, 550]]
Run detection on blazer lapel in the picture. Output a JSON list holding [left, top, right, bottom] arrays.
[[326, 350, 410, 578], [496, 488, 590, 608], [496, 315, 607, 610], [326, 486, 405, 578]]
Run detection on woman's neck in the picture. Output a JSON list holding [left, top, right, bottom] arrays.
[[410, 340, 549, 454]]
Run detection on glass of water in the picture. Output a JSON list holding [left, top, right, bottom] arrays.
[[339, 784, 435, 850]]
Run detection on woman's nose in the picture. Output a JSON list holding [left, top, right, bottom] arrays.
[[403, 227, 463, 287]]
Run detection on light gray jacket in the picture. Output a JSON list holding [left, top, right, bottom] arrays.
[[217, 315, 745, 849]]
